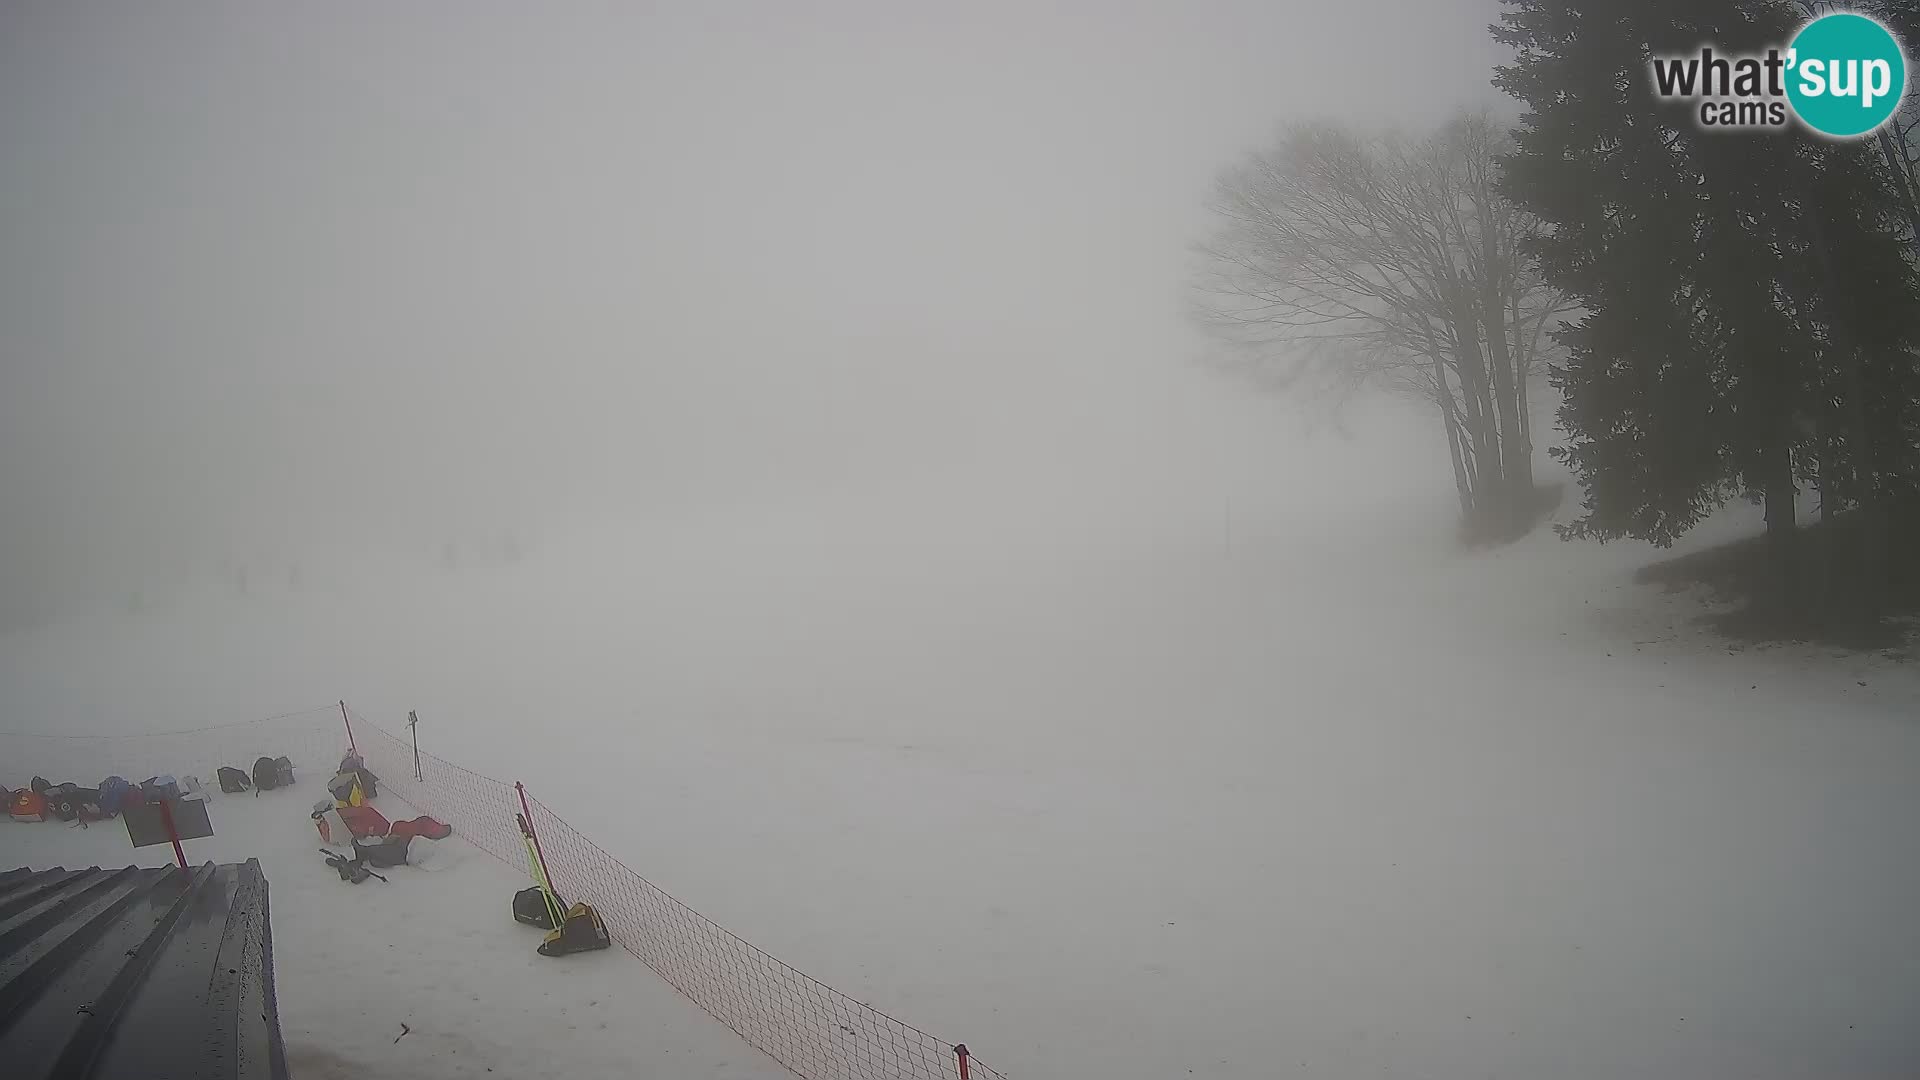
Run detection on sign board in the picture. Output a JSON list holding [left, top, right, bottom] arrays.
[[123, 796, 214, 849]]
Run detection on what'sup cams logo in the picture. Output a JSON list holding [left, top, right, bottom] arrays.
[[1651, 12, 1908, 137]]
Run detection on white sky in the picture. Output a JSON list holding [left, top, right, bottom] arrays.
[[0, 0, 1508, 625]]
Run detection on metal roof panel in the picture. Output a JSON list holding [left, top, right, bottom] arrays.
[[0, 860, 288, 1080]]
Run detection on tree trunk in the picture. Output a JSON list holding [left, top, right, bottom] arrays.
[[1435, 356, 1475, 522], [1811, 463, 1834, 610], [1895, 116, 1920, 234], [1762, 461, 1797, 538], [1457, 402, 1482, 512], [1511, 292, 1536, 460], [1480, 274, 1531, 533], [1451, 297, 1507, 528], [1876, 126, 1920, 250], [1760, 445, 1799, 617], [1801, 189, 1887, 619]]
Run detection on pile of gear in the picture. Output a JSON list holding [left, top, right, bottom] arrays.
[[310, 749, 457, 879], [213, 755, 298, 795], [10, 740, 610, 960], [8, 751, 303, 827], [511, 811, 610, 957], [6, 772, 214, 826]]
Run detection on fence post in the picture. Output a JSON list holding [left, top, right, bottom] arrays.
[[156, 797, 188, 871], [954, 1044, 971, 1079], [407, 710, 422, 781], [338, 700, 357, 754], [515, 781, 559, 896]]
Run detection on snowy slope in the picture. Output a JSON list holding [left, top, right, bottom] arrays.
[[4, 447, 1919, 1079], [0, 778, 790, 1080]]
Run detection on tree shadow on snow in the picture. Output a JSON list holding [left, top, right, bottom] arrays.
[[1634, 499, 1920, 656]]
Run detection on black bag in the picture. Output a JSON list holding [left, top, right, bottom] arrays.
[[514, 886, 568, 929], [43, 783, 78, 821], [538, 903, 612, 957], [54, 786, 103, 822], [30, 776, 50, 793], [337, 752, 377, 797], [140, 776, 181, 801], [327, 771, 360, 805], [252, 756, 279, 791], [354, 835, 410, 868], [217, 766, 251, 793], [274, 756, 295, 788]]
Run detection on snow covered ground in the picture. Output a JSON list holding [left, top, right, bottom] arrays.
[[0, 774, 790, 1080], [5, 422, 1920, 1079]]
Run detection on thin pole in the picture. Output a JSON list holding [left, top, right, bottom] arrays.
[[408, 710, 423, 781], [954, 1044, 971, 1080], [516, 781, 559, 898], [519, 826, 565, 928], [338, 700, 357, 754], [157, 797, 188, 871]]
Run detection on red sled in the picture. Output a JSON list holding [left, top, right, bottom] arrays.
[[389, 815, 453, 841], [337, 804, 391, 838]]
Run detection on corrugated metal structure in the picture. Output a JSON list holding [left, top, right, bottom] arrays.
[[0, 860, 289, 1080]]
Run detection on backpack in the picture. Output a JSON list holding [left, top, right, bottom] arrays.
[[97, 776, 133, 816], [48, 785, 103, 823], [10, 789, 47, 823], [354, 835, 411, 868], [538, 903, 612, 957], [274, 756, 295, 788], [43, 783, 79, 821], [328, 771, 365, 807], [29, 776, 50, 793], [253, 756, 279, 791], [217, 766, 251, 794], [140, 775, 180, 801], [71, 787, 105, 822], [514, 886, 569, 929]]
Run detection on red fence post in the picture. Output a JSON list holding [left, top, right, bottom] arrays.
[[954, 1044, 971, 1080], [156, 797, 188, 871], [338, 700, 357, 754], [515, 781, 559, 897]]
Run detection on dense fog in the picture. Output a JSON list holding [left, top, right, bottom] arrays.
[[0, 0, 1503, 630], [5, 5, 1918, 1080]]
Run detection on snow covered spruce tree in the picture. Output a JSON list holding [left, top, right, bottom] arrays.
[[1495, 0, 1920, 623], [1193, 113, 1572, 544]]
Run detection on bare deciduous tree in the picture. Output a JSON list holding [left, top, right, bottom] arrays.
[[1193, 113, 1572, 540]]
